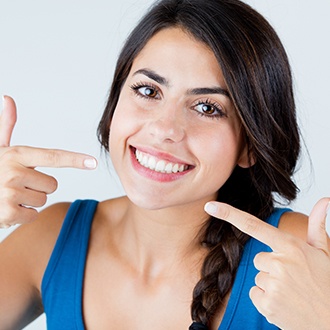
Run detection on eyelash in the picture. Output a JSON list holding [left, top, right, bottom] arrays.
[[130, 82, 160, 100], [192, 99, 227, 120], [130, 82, 227, 119]]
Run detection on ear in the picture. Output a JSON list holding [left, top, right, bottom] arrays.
[[237, 142, 255, 168]]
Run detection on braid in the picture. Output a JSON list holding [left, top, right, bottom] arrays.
[[190, 218, 249, 327], [190, 167, 274, 328]]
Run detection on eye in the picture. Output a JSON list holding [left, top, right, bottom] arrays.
[[193, 99, 227, 119], [130, 83, 160, 100]]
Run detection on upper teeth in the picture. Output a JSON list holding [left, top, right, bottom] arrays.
[[135, 149, 188, 173]]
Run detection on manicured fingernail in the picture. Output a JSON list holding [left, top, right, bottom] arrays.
[[84, 158, 97, 169], [204, 202, 218, 215]]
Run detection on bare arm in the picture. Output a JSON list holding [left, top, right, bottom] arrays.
[[0, 203, 70, 329], [0, 96, 97, 328]]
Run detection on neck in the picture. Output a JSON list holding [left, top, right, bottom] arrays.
[[114, 198, 210, 279]]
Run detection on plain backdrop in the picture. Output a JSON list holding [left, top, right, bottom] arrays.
[[0, 1, 329, 329]]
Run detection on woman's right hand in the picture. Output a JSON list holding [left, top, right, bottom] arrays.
[[0, 96, 97, 228]]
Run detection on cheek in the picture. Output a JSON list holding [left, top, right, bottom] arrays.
[[196, 126, 242, 166], [108, 99, 135, 151]]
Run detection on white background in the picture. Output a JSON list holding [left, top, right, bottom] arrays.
[[0, 1, 329, 329]]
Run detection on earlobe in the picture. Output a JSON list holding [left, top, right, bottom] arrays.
[[237, 144, 256, 168]]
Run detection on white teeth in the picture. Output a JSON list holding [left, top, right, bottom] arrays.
[[137, 151, 143, 163], [165, 163, 173, 173], [155, 160, 166, 172], [135, 149, 188, 173], [148, 157, 157, 170], [142, 155, 148, 166]]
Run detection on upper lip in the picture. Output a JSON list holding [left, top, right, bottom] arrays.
[[130, 145, 194, 167]]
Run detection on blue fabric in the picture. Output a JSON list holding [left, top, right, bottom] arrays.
[[218, 208, 290, 330], [41, 200, 290, 329], [41, 199, 98, 329]]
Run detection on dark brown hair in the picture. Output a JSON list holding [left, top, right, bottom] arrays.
[[98, 0, 300, 327]]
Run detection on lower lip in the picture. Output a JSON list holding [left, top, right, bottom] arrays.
[[130, 147, 192, 182]]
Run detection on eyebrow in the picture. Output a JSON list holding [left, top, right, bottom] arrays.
[[187, 87, 230, 98], [133, 69, 169, 87], [133, 68, 230, 98]]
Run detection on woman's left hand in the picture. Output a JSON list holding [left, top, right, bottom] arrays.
[[204, 198, 330, 330]]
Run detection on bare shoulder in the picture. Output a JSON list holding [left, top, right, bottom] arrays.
[[95, 196, 129, 224], [0, 202, 72, 286], [278, 210, 308, 241], [0, 202, 73, 327]]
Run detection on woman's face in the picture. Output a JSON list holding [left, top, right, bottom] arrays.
[[109, 27, 248, 210]]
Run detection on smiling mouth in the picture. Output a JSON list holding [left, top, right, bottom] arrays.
[[133, 148, 190, 174]]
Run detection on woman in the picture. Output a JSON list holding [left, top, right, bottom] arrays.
[[0, 0, 329, 329]]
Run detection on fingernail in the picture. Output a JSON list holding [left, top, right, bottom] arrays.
[[84, 158, 97, 169], [1, 95, 5, 109], [204, 202, 218, 215]]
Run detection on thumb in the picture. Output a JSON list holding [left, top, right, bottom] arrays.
[[0, 95, 17, 147], [307, 197, 330, 252]]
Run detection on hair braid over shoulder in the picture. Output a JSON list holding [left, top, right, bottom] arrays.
[[191, 219, 249, 325]]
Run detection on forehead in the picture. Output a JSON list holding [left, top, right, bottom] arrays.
[[130, 27, 226, 88]]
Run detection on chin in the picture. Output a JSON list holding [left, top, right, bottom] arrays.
[[124, 187, 185, 210], [128, 195, 171, 211]]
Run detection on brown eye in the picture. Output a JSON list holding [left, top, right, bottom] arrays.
[[198, 103, 216, 115], [130, 82, 161, 100], [193, 100, 227, 119], [138, 86, 158, 98]]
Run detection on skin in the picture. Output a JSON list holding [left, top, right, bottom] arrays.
[[205, 199, 330, 330], [0, 27, 328, 330], [109, 27, 249, 211]]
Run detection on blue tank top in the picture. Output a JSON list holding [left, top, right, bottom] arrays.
[[41, 200, 290, 329]]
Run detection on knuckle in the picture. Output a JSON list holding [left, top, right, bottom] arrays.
[[266, 281, 283, 308], [0, 187, 19, 204], [0, 146, 25, 164], [262, 299, 277, 321], [1, 146, 19, 160], [45, 150, 60, 165], [221, 205, 231, 220], [67, 154, 82, 168], [3, 167, 20, 186], [290, 243, 307, 261], [242, 215, 259, 235], [0, 201, 18, 224], [269, 256, 284, 274]]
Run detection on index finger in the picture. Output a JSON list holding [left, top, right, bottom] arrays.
[[204, 202, 289, 251], [4, 146, 97, 169]]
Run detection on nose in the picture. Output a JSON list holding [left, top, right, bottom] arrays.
[[147, 110, 185, 144]]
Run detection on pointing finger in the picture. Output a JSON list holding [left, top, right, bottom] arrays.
[[0, 146, 97, 169], [0, 95, 17, 147], [204, 202, 290, 251]]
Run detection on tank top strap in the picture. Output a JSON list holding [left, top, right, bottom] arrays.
[[41, 199, 98, 330], [219, 207, 291, 329]]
